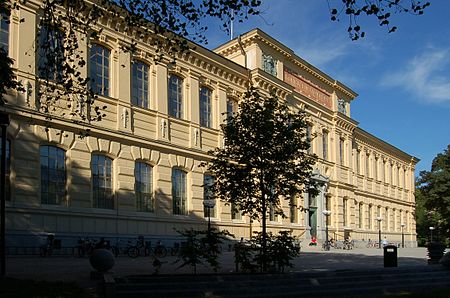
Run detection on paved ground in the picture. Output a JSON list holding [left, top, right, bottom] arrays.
[[3, 245, 431, 291]]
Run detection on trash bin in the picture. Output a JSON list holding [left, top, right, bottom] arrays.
[[384, 245, 398, 267]]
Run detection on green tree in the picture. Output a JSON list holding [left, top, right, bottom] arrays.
[[416, 145, 450, 244], [204, 86, 318, 271]]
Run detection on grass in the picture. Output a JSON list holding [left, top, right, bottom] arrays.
[[0, 277, 92, 298]]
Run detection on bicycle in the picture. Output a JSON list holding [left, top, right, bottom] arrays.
[[39, 234, 55, 257], [126, 237, 167, 258]]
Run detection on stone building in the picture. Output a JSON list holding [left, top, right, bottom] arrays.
[[0, 1, 418, 249]]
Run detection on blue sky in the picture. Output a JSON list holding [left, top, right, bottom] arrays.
[[202, 0, 450, 175]]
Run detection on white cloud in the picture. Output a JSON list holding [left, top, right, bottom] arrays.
[[381, 48, 450, 103]]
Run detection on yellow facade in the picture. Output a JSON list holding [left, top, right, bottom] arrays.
[[1, 1, 418, 248]]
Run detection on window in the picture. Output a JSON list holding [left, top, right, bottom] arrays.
[[356, 150, 360, 174], [290, 197, 297, 224], [0, 13, 9, 52], [172, 168, 187, 215], [135, 162, 153, 212], [40, 146, 66, 205], [231, 202, 241, 220], [200, 87, 212, 128], [168, 75, 183, 118], [92, 154, 113, 209], [89, 44, 110, 96], [366, 154, 370, 177], [339, 138, 344, 165], [38, 27, 64, 81], [203, 174, 215, 218], [0, 138, 11, 200], [343, 198, 348, 227], [374, 158, 378, 181], [226, 99, 236, 124], [306, 125, 312, 154], [359, 203, 363, 229], [322, 131, 328, 160], [368, 205, 372, 229], [269, 202, 276, 222], [132, 61, 149, 109]]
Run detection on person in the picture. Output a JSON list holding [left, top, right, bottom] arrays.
[[309, 236, 317, 246], [382, 237, 388, 247]]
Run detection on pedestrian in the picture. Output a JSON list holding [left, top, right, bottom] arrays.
[[382, 237, 388, 247]]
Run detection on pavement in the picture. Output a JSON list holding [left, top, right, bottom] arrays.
[[3, 245, 431, 291]]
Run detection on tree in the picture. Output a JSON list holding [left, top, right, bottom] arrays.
[[327, 0, 431, 40], [416, 145, 450, 244], [204, 86, 318, 271]]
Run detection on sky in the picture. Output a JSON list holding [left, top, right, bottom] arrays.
[[201, 0, 450, 176]]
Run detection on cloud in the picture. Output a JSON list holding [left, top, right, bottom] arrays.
[[380, 48, 450, 103]]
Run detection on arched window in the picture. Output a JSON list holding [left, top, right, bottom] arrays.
[[40, 146, 66, 205], [203, 174, 215, 218], [172, 168, 186, 215], [89, 44, 110, 96], [200, 87, 212, 128], [135, 162, 153, 212], [37, 27, 64, 81], [92, 154, 113, 209], [132, 61, 149, 109], [0, 13, 9, 52], [0, 137, 11, 200], [168, 74, 183, 118]]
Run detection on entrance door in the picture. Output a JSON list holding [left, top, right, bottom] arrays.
[[309, 207, 317, 237]]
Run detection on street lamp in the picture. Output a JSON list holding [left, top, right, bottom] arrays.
[[400, 223, 405, 248], [322, 210, 331, 251], [429, 226, 435, 243], [203, 199, 216, 237], [376, 216, 383, 249]]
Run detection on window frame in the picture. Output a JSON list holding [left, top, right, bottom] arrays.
[[203, 174, 215, 218], [135, 161, 154, 212], [322, 131, 328, 160], [168, 74, 183, 118], [131, 61, 149, 109], [200, 87, 212, 128], [37, 26, 65, 81], [40, 145, 66, 205], [0, 13, 9, 52], [172, 168, 187, 215], [91, 154, 114, 209], [89, 44, 110, 97]]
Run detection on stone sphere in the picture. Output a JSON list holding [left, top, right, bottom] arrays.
[[89, 249, 115, 272]]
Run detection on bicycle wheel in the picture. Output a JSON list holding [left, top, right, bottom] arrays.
[[127, 246, 139, 258], [154, 246, 167, 258]]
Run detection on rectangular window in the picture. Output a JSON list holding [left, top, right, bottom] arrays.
[[200, 87, 212, 128], [322, 131, 328, 160], [290, 197, 297, 224], [368, 205, 372, 229], [343, 198, 347, 227], [374, 158, 378, 181], [89, 44, 110, 96], [92, 154, 113, 209], [172, 168, 187, 215], [356, 151, 360, 174], [135, 162, 153, 212], [359, 203, 363, 229], [0, 13, 9, 52], [168, 75, 183, 118], [38, 27, 64, 81], [132, 62, 149, 109], [306, 125, 312, 154], [231, 202, 241, 220], [0, 138, 10, 200], [339, 138, 344, 165], [203, 174, 215, 218], [226, 99, 236, 124], [366, 154, 370, 177], [40, 146, 66, 205], [269, 202, 276, 222]]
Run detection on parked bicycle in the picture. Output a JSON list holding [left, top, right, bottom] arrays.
[[40, 234, 55, 257], [126, 236, 167, 258], [76, 237, 95, 257]]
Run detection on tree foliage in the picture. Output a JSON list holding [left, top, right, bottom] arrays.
[[416, 145, 450, 243], [327, 0, 431, 40], [205, 87, 317, 221]]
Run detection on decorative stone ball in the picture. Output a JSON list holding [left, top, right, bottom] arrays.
[[89, 249, 115, 272]]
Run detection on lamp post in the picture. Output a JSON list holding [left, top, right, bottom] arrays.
[[376, 216, 383, 249], [322, 210, 331, 251], [400, 223, 405, 248], [203, 199, 216, 238], [429, 226, 435, 243], [0, 112, 10, 277]]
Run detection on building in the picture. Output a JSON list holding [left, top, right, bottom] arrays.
[[1, 1, 419, 249]]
